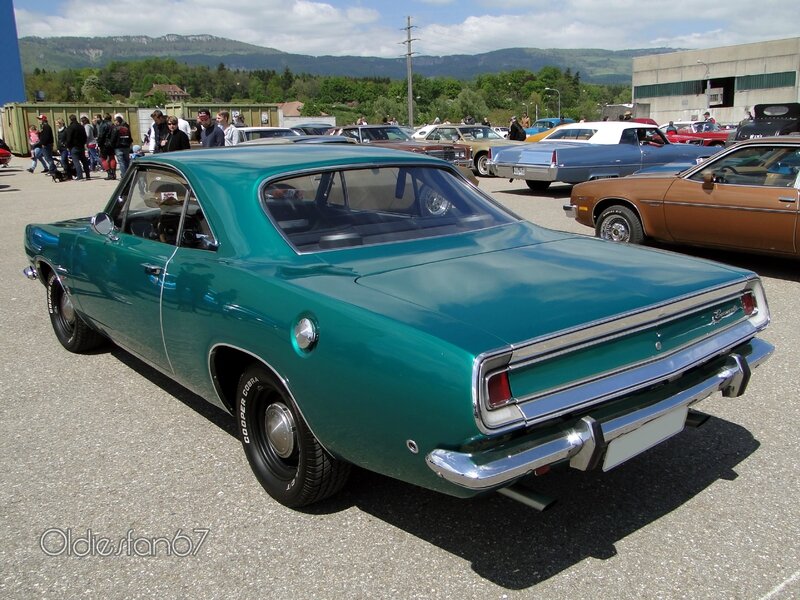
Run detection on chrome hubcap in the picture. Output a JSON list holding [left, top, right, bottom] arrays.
[[60, 292, 75, 325], [603, 218, 630, 242], [265, 403, 296, 459]]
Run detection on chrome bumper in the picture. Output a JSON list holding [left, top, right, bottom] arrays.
[[426, 338, 773, 490], [563, 203, 577, 219], [22, 265, 38, 280]]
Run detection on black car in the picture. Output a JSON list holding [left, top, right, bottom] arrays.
[[734, 103, 800, 141]]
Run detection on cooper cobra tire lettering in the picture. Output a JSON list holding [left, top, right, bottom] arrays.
[[235, 364, 350, 507]]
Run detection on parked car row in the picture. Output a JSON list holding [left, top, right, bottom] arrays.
[[487, 121, 719, 189]]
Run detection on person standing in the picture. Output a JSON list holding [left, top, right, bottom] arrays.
[[54, 118, 72, 177], [217, 111, 239, 146], [162, 116, 191, 152], [109, 114, 132, 177], [36, 114, 56, 175], [65, 114, 91, 180], [147, 109, 169, 153], [508, 116, 527, 141], [82, 115, 100, 172], [196, 108, 224, 147], [521, 113, 531, 128], [95, 113, 117, 180]]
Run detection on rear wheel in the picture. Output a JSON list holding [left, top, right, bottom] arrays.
[[525, 180, 551, 191], [595, 205, 644, 244], [236, 364, 350, 507], [46, 271, 105, 352]]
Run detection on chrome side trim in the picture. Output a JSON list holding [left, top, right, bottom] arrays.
[[429, 338, 773, 490]]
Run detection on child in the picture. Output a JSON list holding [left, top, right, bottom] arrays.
[[131, 144, 145, 160], [27, 125, 47, 173]]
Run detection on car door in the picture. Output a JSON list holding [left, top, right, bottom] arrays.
[[70, 166, 189, 367], [662, 144, 800, 254]]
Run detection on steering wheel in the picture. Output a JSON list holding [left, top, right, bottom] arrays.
[[719, 165, 740, 174]]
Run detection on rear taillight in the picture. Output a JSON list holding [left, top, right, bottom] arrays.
[[550, 150, 557, 168], [742, 291, 756, 316], [487, 371, 512, 409]]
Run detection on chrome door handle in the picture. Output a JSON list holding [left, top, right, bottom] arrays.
[[777, 196, 797, 203], [143, 264, 162, 275]]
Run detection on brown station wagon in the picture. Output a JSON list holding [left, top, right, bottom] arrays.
[[564, 136, 800, 258]]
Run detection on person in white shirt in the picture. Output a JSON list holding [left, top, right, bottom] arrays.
[[217, 111, 239, 146]]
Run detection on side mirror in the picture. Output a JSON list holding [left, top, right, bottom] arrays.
[[91, 212, 117, 239], [702, 172, 716, 190]]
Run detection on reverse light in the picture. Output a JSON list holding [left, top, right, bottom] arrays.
[[487, 370, 513, 409]]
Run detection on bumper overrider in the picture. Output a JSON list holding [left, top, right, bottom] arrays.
[[426, 338, 772, 491]]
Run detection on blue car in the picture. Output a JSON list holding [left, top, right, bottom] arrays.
[[489, 121, 722, 190], [524, 117, 575, 135]]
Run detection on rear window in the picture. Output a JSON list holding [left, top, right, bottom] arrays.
[[261, 166, 516, 252], [547, 128, 597, 141]]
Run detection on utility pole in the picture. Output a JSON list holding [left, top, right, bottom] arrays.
[[403, 17, 417, 127]]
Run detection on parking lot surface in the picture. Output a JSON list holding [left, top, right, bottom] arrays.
[[1, 163, 798, 599]]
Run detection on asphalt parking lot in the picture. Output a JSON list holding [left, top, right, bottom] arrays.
[[1, 161, 798, 599]]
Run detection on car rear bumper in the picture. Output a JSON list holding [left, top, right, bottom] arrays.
[[488, 162, 556, 181], [426, 337, 772, 491]]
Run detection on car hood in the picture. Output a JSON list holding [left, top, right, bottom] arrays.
[[352, 233, 748, 348]]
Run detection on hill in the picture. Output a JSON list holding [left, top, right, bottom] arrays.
[[18, 34, 675, 84]]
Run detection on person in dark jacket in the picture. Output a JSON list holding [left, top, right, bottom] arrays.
[[36, 114, 56, 174], [508, 116, 527, 141], [109, 114, 133, 177], [162, 116, 191, 152], [65, 114, 91, 180], [196, 108, 224, 147], [95, 113, 117, 180], [148, 109, 170, 153]]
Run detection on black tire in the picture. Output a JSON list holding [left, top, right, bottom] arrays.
[[236, 364, 350, 507], [475, 153, 491, 177], [46, 271, 105, 353], [525, 179, 551, 191], [595, 205, 645, 244]]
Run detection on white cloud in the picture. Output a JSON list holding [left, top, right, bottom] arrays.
[[13, 0, 797, 58]]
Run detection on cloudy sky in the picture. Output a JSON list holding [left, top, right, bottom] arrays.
[[13, 0, 795, 58]]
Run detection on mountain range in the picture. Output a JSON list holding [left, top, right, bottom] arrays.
[[18, 34, 677, 84]]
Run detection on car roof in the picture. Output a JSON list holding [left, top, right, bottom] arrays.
[[137, 144, 451, 188]]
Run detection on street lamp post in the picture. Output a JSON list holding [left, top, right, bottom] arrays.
[[697, 60, 711, 112], [544, 87, 561, 118]]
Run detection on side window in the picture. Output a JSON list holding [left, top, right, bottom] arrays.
[[108, 167, 217, 250], [620, 129, 639, 145], [691, 146, 800, 187]]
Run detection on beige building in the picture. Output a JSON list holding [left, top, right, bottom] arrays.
[[632, 37, 800, 125]]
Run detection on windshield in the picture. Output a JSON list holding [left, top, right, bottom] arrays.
[[359, 127, 413, 142], [262, 165, 517, 252]]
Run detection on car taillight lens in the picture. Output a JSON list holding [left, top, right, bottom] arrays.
[[487, 371, 512, 409], [550, 150, 557, 168], [742, 291, 756, 316]]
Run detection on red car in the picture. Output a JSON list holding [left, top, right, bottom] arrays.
[[0, 148, 12, 168], [665, 121, 729, 146]]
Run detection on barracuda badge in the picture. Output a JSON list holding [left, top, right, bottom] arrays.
[[712, 306, 739, 324]]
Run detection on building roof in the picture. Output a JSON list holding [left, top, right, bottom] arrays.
[[145, 83, 189, 98]]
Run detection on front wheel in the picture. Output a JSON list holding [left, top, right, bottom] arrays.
[[475, 153, 491, 177], [46, 271, 105, 352], [525, 180, 551, 191], [595, 205, 644, 244], [236, 365, 350, 507]]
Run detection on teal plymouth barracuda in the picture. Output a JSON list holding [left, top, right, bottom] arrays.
[[23, 145, 773, 509]]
